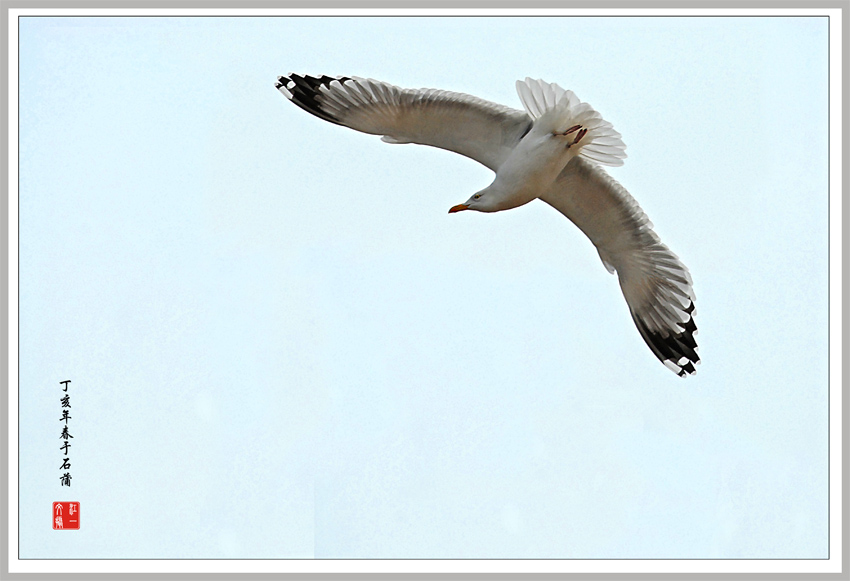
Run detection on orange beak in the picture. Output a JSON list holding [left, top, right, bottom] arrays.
[[448, 204, 470, 214]]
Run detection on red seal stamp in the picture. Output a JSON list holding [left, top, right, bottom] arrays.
[[52, 502, 80, 530]]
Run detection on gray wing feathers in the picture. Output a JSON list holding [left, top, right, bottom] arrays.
[[277, 74, 532, 172], [540, 158, 699, 377]]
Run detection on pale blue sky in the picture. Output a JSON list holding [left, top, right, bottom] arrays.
[[17, 16, 829, 558]]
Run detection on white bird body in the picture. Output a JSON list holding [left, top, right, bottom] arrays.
[[475, 127, 580, 212], [276, 74, 699, 377]]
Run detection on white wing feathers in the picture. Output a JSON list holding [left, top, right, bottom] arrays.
[[515, 78, 627, 167], [540, 158, 699, 377], [276, 74, 533, 172]]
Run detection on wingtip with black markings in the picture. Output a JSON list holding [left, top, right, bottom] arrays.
[[275, 73, 352, 126], [631, 300, 700, 378]]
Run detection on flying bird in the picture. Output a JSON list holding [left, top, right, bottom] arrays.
[[276, 74, 699, 377]]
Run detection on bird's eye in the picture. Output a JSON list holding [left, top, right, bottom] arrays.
[[473, 194, 481, 200]]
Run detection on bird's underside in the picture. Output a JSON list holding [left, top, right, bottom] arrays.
[[276, 73, 700, 377]]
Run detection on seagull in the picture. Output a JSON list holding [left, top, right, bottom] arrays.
[[276, 74, 699, 377]]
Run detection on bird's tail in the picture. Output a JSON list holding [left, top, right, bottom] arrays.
[[515, 78, 627, 167]]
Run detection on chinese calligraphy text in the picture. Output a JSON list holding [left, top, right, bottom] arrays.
[[59, 380, 72, 487]]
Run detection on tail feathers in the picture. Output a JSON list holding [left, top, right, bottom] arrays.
[[516, 77, 575, 117], [516, 78, 627, 167]]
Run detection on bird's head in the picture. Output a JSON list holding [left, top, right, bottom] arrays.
[[448, 187, 503, 214]]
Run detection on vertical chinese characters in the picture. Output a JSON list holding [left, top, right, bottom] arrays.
[[59, 380, 72, 487]]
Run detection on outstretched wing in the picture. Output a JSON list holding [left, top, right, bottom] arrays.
[[539, 158, 699, 377], [276, 74, 533, 172]]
